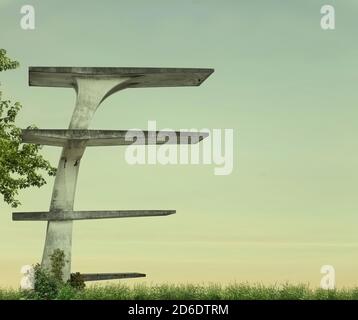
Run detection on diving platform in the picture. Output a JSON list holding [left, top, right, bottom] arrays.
[[29, 67, 214, 88], [13, 210, 176, 221], [21, 129, 209, 146], [80, 273, 146, 282]]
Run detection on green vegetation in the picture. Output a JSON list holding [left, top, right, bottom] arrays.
[[0, 48, 56, 208], [49, 249, 67, 282], [24, 249, 85, 299], [7, 252, 358, 300], [68, 272, 86, 291], [1, 283, 358, 300], [30, 263, 61, 300]]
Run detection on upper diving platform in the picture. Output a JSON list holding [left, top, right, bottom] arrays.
[[29, 67, 214, 88]]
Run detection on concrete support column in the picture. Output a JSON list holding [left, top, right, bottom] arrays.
[[41, 77, 129, 280]]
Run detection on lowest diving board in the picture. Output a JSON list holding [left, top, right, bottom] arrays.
[[80, 273, 146, 282]]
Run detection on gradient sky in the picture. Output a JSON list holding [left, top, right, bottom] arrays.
[[1, 0, 358, 288]]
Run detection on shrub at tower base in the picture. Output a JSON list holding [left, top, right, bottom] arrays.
[[23, 249, 85, 300]]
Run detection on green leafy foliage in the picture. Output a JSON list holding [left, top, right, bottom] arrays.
[[50, 249, 66, 282], [30, 263, 60, 300], [0, 49, 56, 207], [21, 249, 85, 299], [0, 49, 19, 71], [68, 272, 86, 291], [25, 249, 65, 299]]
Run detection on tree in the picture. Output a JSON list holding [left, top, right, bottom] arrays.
[[0, 49, 56, 208]]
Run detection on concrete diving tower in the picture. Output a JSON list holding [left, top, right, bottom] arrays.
[[14, 67, 214, 282]]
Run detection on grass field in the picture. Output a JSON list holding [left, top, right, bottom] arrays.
[[1, 283, 358, 300]]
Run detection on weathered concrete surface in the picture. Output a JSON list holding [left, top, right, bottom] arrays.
[[22, 129, 209, 146], [13, 210, 176, 221], [29, 67, 214, 88], [81, 273, 146, 282], [41, 77, 131, 281]]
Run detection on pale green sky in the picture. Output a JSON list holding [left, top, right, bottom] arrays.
[[1, 0, 358, 288]]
